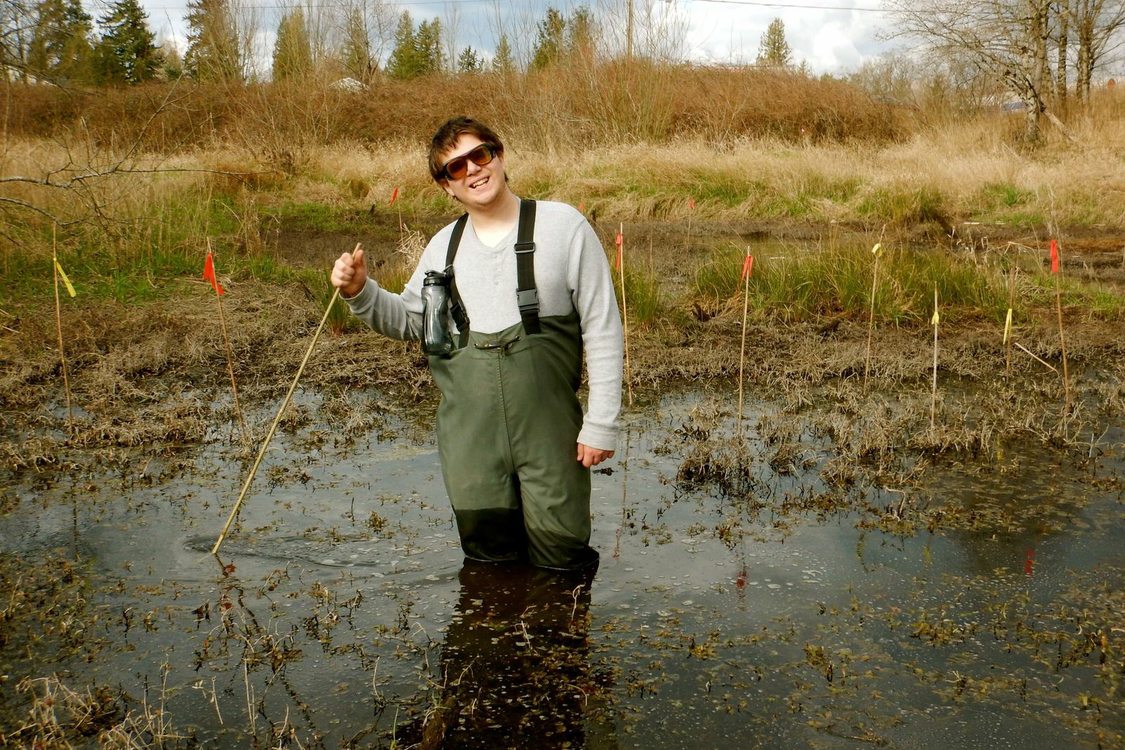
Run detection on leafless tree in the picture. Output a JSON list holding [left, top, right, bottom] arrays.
[[887, 0, 1063, 143], [1, 0, 35, 81], [1069, 0, 1125, 100]]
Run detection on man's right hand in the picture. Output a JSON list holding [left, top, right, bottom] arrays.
[[331, 245, 367, 299]]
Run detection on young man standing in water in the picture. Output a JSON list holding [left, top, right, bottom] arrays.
[[331, 116, 623, 571]]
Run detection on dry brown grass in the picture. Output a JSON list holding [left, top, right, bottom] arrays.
[[2, 63, 906, 157]]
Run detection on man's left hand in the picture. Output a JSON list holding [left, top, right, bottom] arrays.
[[577, 443, 614, 468]]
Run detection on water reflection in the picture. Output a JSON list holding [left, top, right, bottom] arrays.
[[402, 560, 617, 749]]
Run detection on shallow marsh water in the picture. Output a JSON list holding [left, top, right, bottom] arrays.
[[1, 384, 1122, 750]]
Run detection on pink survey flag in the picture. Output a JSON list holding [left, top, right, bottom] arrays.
[[1049, 239, 1059, 274]]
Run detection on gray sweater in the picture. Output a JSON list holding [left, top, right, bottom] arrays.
[[345, 200, 623, 451]]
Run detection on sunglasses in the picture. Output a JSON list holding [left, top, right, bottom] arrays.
[[440, 143, 498, 181]]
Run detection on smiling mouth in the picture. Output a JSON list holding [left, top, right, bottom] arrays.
[[468, 176, 489, 189]]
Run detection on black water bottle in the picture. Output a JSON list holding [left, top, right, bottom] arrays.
[[421, 270, 453, 356]]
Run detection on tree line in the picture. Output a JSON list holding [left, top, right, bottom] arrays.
[[1, 0, 1119, 146], [0, 1, 642, 85]]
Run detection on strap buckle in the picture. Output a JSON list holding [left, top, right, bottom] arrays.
[[516, 289, 539, 309], [514, 240, 535, 254]]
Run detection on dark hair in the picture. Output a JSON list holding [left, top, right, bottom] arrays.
[[428, 117, 505, 182]]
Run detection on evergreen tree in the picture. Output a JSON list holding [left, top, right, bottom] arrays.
[[415, 18, 442, 74], [386, 12, 442, 78], [457, 45, 482, 73], [531, 7, 565, 70], [28, 0, 93, 83], [756, 17, 792, 69], [159, 40, 183, 80], [272, 8, 311, 81], [492, 33, 514, 75], [94, 0, 158, 84], [184, 0, 240, 82], [339, 6, 375, 83], [385, 11, 418, 78]]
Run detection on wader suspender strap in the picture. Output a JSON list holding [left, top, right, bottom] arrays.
[[514, 199, 540, 335], [443, 199, 540, 336], [445, 214, 470, 333]]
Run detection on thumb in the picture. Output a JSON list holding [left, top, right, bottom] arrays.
[[352, 245, 365, 269]]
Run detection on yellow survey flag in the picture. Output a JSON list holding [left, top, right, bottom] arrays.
[[1003, 308, 1013, 344], [931, 308, 939, 326], [54, 258, 76, 297], [871, 242, 882, 257]]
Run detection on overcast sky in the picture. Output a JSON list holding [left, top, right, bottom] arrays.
[[122, 0, 901, 76]]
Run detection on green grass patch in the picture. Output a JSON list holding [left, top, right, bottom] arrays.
[[263, 201, 364, 233], [618, 268, 664, 328], [690, 241, 1011, 323], [856, 186, 948, 225], [979, 182, 1032, 209]]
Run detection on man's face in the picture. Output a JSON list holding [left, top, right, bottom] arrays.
[[438, 134, 507, 208]]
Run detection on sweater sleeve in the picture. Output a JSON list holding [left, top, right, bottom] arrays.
[[343, 236, 448, 341], [568, 217, 624, 452]]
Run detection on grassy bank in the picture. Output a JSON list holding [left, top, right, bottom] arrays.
[[2, 113, 1123, 322]]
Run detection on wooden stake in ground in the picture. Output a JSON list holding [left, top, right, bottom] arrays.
[[930, 285, 939, 431], [737, 250, 754, 439], [51, 226, 76, 429], [211, 249, 354, 556], [1004, 267, 1016, 376], [615, 224, 634, 407], [204, 241, 249, 446], [1050, 238, 1071, 411], [685, 197, 695, 249], [863, 242, 882, 391], [390, 186, 402, 244]]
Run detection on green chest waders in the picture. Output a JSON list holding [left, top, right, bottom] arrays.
[[427, 200, 598, 571]]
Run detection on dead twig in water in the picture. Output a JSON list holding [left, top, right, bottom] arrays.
[[1014, 342, 1058, 374]]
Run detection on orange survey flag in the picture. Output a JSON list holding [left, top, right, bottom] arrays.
[[1049, 239, 1060, 274], [203, 251, 225, 295], [741, 254, 754, 283], [688, 197, 696, 210], [390, 186, 399, 205], [614, 229, 623, 271]]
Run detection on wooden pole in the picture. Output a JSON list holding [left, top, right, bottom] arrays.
[[212, 281, 345, 556], [864, 243, 882, 392], [208, 239, 249, 446], [52, 226, 74, 430], [1004, 267, 1015, 376], [930, 285, 939, 432], [737, 250, 753, 439], [617, 223, 634, 407], [1054, 255, 1070, 412]]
